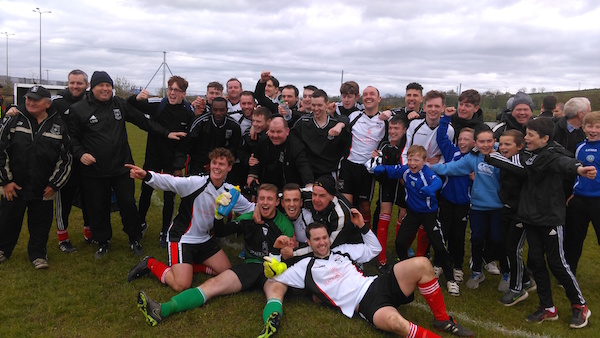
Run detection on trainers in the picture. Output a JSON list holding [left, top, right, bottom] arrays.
[[137, 291, 162, 327], [447, 281, 460, 297], [433, 266, 443, 279], [84, 236, 97, 245], [433, 316, 474, 337], [58, 240, 77, 253], [130, 241, 144, 256], [484, 261, 500, 275], [377, 262, 390, 274], [526, 307, 558, 323], [570, 304, 591, 329], [94, 243, 109, 259], [0, 250, 7, 263], [466, 272, 485, 289], [128, 256, 152, 282], [453, 269, 464, 283], [159, 232, 167, 249], [257, 311, 281, 338], [499, 289, 528, 306], [498, 273, 510, 293], [140, 222, 148, 239], [523, 279, 537, 292], [32, 258, 49, 269]]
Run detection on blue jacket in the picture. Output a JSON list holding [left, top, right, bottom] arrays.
[[378, 164, 442, 213], [436, 115, 471, 205], [573, 140, 600, 197], [431, 151, 502, 211]]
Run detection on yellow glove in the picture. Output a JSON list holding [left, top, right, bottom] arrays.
[[214, 191, 232, 220], [263, 256, 287, 278]]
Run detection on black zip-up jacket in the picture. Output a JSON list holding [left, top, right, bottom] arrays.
[[450, 108, 486, 143], [67, 93, 170, 178], [127, 96, 194, 170], [53, 88, 86, 117], [484, 152, 524, 209], [492, 114, 527, 141], [0, 104, 72, 200], [553, 116, 586, 156]]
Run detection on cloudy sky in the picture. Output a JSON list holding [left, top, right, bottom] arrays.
[[0, 0, 598, 97]]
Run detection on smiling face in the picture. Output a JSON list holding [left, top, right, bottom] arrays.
[[68, 73, 88, 98], [311, 96, 327, 119], [476, 131, 495, 155], [91, 82, 113, 102], [498, 135, 523, 158], [211, 100, 228, 122], [457, 100, 479, 120], [457, 130, 475, 154], [268, 117, 289, 145], [257, 188, 279, 219], [362, 86, 380, 113], [583, 122, 600, 142], [512, 104, 532, 125], [240, 94, 256, 118], [307, 226, 330, 258], [405, 89, 423, 112], [525, 129, 549, 151], [209, 156, 232, 184], [388, 121, 406, 144], [407, 153, 426, 173], [282, 189, 302, 220], [167, 82, 186, 105], [341, 93, 359, 109], [424, 97, 444, 124], [25, 97, 51, 116], [281, 88, 298, 107], [206, 86, 222, 104], [311, 186, 333, 212], [226, 79, 242, 103]]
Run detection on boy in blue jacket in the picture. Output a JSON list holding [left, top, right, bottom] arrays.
[[374, 145, 460, 296], [431, 127, 502, 290], [434, 109, 475, 283]]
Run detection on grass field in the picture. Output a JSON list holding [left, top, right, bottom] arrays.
[[1, 125, 599, 337]]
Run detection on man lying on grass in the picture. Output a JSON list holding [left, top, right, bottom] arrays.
[[136, 183, 295, 338], [266, 220, 475, 337]]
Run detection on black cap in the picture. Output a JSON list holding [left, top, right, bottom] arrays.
[[24, 86, 51, 100], [313, 175, 337, 195], [90, 71, 113, 89]]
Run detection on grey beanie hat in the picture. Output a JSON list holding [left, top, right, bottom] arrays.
[[510, 91, 534, 111]]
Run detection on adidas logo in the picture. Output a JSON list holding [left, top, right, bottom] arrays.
[[516, 223, 523, 228], [89, 115, 98, 124], [549, 229, 557, 236]]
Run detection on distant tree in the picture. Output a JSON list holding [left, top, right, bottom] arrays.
[[539, 87, 545, 93], [531, 88, 537, 93], [518, 87, 527, 93], [113, 76, 139, 98]]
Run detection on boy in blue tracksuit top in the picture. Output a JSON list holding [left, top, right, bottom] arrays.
[[374, 145, 460, 296], [565, 111, 600, 277], [431, 127, 502, 290], [434, 112, 474, 282]]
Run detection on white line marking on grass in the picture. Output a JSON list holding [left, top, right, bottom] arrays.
[[408, 302, 551, 338]]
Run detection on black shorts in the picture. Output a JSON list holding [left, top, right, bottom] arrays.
[[357, 266, 414, 324], [168, 238, 222, 266], [338, 159, 375, 201], [230, 263, 267, 292], [378, 177, 406, 207]]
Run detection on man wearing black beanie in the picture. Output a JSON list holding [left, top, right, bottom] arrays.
[[67, 71, 173, 259]]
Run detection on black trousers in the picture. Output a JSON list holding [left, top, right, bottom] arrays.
[[138, 158, 177, 234], [396, 209, 455, 281], [504, 216, 531, 291], [525, 224, 585, 308], [437, 197, 469, 269], [564, 195, 600, 276], [81, 173, 142, 244], [55, 166, 89, 233], [0, 196, 53, 262]]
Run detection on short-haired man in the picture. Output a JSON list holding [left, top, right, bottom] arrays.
[[68, 71, 169, 258], [553, 102, 565, 120], [291, 90, 350, 179], [192, 81, 224, 116], [335, 81, 364, 116], [298, 85, 318, 113], [538, 95, 557, 119], [186, 97, 242, 175], [136, 183, 294, 338], [445, 89, 486, 143], [402, 90, 454, 164], [254, 70, 280, 105], [230, 90, 256, 135], [269, 221, 474, 337], [383, 82, 426, 122], [127, 148, 255, 291], [247, 116, 313, 190], [225, 78, 243, 114], [492, 91, 534, 140], [127, 75, 194, 247], [0, 86, 72, 269]]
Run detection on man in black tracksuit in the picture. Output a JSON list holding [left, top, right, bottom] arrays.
[[127, 76, 194, 248], [68, 71, 170, 259], [0, 86, 72, 268]]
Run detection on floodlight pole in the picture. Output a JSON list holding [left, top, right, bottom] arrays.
[[0, 32, 14, 79], [33, 7, 51, 84]]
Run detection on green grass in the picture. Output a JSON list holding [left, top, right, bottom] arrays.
[[1, 125, 599, 337]]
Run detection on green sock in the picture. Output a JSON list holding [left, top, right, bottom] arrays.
[[160, 287, 206, 318], [262, 298, 283, 324]]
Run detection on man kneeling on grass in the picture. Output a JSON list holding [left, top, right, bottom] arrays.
[[265, 220, 474, 337], [136, 183, 295, 338]]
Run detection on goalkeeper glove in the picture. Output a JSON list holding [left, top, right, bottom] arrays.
[[263, 256, 287, 278], [214, 191, 232, 220]]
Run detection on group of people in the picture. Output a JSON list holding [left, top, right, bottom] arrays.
[[0, 68, 598, 337]]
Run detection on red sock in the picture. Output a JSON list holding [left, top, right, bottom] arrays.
[[192, 263, 215, 275], [84, 226, 92, 240], [418, 278, 449, 321], [416, 226, 430, 257], [147, 258, 170, 284], [407, 322, 441, 338], [376, 213, 391, 264], [57, 229, 69, 242]]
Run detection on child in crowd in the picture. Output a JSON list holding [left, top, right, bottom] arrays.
[[484, 130, 536, 306], [368, 114, 407, 272], [374, 145, 460, 296], [488, 117, 594, 328], [431, 127, 503, 290], [433, 109, 475, 283], [564, 111, 600, 276]]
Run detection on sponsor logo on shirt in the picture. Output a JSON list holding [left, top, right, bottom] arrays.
[[113, 109, 122, 120]]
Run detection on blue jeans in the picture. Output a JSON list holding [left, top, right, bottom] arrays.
[[469, 209, 501, 272]]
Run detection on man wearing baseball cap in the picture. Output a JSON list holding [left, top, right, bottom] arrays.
[[0, 85, 72, 269], [67, 71, 172, 259]]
